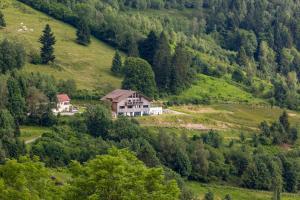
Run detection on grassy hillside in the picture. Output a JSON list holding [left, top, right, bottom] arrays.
[[138, 104, 300, 139], [168, 74, 265, 104], [187, 182, 300, 200], [1, 0, 121, 90]]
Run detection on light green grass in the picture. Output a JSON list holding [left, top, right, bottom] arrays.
[[138, 104, 300, 139], [1, 0, 121, 91], [187, 182, 300, 200], [168, 74, 265, 104], [20, 126, 51, 142]]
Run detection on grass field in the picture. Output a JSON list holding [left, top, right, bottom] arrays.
[[138, 103, 300, 139], [20, 126, 51, 143], [168, 74, 265, 104], [187, 182, 300, 200], [1, 0, 121, 91]]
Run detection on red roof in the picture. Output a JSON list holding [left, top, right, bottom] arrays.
[[57, 94, 70, 103]]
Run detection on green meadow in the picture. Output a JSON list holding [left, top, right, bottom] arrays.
[[187, 182, 300, 200], [1, 0, 121, 91]]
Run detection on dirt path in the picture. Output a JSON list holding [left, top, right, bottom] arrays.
[[25, 136, 41, 144]]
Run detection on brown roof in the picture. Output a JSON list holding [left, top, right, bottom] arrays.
[[101, 89, 151, 103], [57, 94, 70, 103]]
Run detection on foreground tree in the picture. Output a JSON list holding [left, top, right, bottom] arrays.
[[122, 57, 157, 98], [76, 19, 90, 46], [0, 156, 63, 199], [66, 148, 180, 200], [39, 24, 56, 64], [0, 10, 6, 27], [111, 50, 122, 75]]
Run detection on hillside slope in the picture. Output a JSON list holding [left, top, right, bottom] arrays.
[[1, 0, 121, 91]]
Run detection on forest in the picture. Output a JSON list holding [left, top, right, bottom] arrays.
[[0, 0, 300, 199]]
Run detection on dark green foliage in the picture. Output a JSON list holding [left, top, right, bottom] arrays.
[[7, 75, 26, 123], [0, 39, 25, 73], [153, 32, 172, 91], [111, 50, 122, 75], [139, 31, 158, 66], [224, 194, 232, 200], [76, 19, 90, 46], [122, 57, 157, 98], [279, 111, 289, 132], [39, 24, 56, 64], [0, 109, 26, 163], [57, 79, 77, 97], [170, 44, 193, 94], [232, 69, 245, 83], [201, 130, 223, 148], [0, 10, 6, 27], [204, 191, 214, 200], [31, 126, 110, 167], [84, 104, 112, 138]]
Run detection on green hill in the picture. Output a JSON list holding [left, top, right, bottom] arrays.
[[1, 0, 121, 91]]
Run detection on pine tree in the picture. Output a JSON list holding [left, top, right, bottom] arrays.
[[7, 75, 26, 123], [111, 51, 122, 75], [76, 19, 91, 46], [127, 38, 139, 57], [39, 24, 56, 64], [0, 10, 6, 27], [153, 32, 172, 91], [139, 31, 158, 66], [279, 111, 289, 132], [237, 47, 249, 67], [170, 44, 191, 94]]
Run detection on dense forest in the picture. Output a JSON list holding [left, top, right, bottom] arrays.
[[17, 0, 300, 110], [0, 0, 300, 199]]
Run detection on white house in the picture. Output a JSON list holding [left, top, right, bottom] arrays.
[[101, 89, 163, 117], [52, 94, 73, 115]]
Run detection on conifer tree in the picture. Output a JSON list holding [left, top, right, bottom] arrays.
[[0, 10, 6, 27], [7, 75, 26, 123], [76, 19, 91, 46], [153, 32, 172, 91], [170, 44, 191, 94], [127, 38, 139, 57], [237, 47, 249, 67], [139, 31, 158, 66], [111, 51, 122, 75], [39, 24, 56, 64]]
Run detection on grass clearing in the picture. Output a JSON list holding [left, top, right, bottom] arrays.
[[138, 103, 300, 139], [187, 181, 300, 200], [20, 126, 51, 143], [1, 0, 121, 91], [168, 74, 265, 104]]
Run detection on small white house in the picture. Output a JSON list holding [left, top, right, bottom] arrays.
[[52, 94, 74, 115]]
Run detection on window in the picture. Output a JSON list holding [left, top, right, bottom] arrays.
[[128, 106, 133, 109], [143, 105, 149, 108], [119, 106, 125, 109]]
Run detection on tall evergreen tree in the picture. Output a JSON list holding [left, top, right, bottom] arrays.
[[139, 31, 158, 66], [170, 44, 192, 94], [0, 10, 6, 27], [7, 75, 26, 124], [127, 38, 139, 57], [76, 19, 91, 46], [39, 24, 56, 64], [111, 51, 122, 75], [279, 111, 289, 132], [153, 32, 172, 91]]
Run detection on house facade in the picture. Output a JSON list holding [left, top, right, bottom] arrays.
[[101, 89, 163, 117], [52, 94, 73, 114]]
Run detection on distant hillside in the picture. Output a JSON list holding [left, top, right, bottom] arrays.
[[0, 0, 121, 91]]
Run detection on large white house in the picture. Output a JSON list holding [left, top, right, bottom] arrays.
[[101, 89, 163, 117]]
